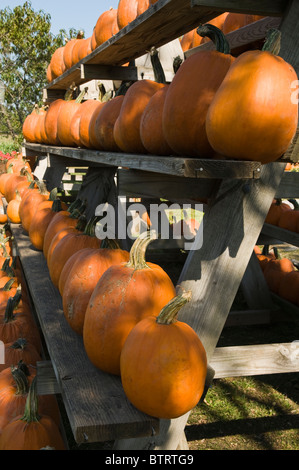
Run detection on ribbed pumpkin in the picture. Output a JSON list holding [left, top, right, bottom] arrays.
[[22, 108, 39, 143], [140, 85, 173, 155], [70, 99, 104, 148], [89, 96, 122, 150], [49, 46, 66, 79], [120, 291, 207, 419], [265, 199, 292, 226], [63, 38, 80, 70], [42, 199, 86, 260], [117, 0, 139, 29], [205, 29, 299, 163], [4, 168, 32, 203], [19, 182, 50, 234], [263, 257, 295, 294], [71, 39, 85, 67], [114, 74, 165, 153], [62, 242, 130, 335], [83, 231, 176, 375], [48, 216, 101, 288], [0, 376, 65, 450], [0, 338, 41, 373], [163, 24, 235, 157], [278, 270, 299, 305], [277, 204, 299, 232], [77, 37, 92, 62], [44, 99, 66, 146], [56, 89, 86, 147], [93, 8, 119, 48], [0, 364, 60, 434], [29, 198, 67, 251]]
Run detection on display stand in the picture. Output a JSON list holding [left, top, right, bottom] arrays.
[[18, 0, 299, 450]]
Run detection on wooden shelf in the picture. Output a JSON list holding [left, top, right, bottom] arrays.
[[10, 223, 159, 445], [23, 143, 262, 180], [261, 223, 299, 248]]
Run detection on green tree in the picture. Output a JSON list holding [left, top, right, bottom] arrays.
[[0, 1, 77, 142]]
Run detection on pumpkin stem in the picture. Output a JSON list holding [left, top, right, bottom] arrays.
[[84, 215, 101, 237], [262, 28, 281, 55], [10, 337, 28, 350], [76, 87, 88, 103], [11, 367, 30, 396], [156, 290, 192, 325], [51, 198, 63, 213], [126, 230, 157, 270], [21, 376, 40, 424], [196, 24, 231, 54], [4, 297, 15, 324], [100, 238, 121, 249], [2, 278, 16, 291], [149, 47, 166, 84], [35, 180, 49, 196]]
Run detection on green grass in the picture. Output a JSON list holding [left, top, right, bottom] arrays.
[[0, 135, 21, 154]]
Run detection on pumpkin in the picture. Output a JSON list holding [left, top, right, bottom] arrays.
[[70, 99, 104, 148], [19, 182, 50, 234], [22, 108, 39, 143], [56, 89, 86, 147], [265, 199, 292, 226], [162, 24, 235, 157], [140, 84, 173, 155], [63, 38, 78, 70], [0, 280, 20, 312], [83, 231, 176, 375], [77, 37, 92, 62], [278, 270, 299, 305], [29, 198, 67, 251], [0, 363, 60, 433], [0, 377, 65, 450], [180, 28, 196, 52], [44, 99, 66, 146], [71, 38, 85, 67], [117, 0, 139, 30], [137, 0, 150, 15], [0, 338, 41, 373], [205, 29, 299, 163], [48, 216, 101, 288], [120, 291, 207, 419], [263, 257, 295, 294], [49, 46, 66, 79], [4, 168, 32, 203], [61, 241, 130, 335], [0, 296, 40, 349], [278, 204, 299, 232], [93, 8, 119, 48], [43, 199, 86, 260], [34, 108, 48, 144], [88, 96, 122, 151], [114, 71, 166, 154]]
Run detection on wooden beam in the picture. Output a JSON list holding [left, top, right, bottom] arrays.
[[81, 64, 175, 82], [275, 171, 299, 198], [211, 342, 299, 379], [43, 88, 65, 104], [23, 143, 262, 179], [261, 222, 299, 248], [191, 0, 287, 16]]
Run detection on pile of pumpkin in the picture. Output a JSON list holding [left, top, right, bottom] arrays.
[[256, 245, 299, 306], [0, 154, 208, 422], [0, 222, 65, 450], [265, 198, 299, 233], [24, 22, 298, 164], [47, 0, 159, 82]]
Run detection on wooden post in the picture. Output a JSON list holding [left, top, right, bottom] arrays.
[[113, 162, 286, 450]]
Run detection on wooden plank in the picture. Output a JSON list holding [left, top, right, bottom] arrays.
[[210, 342, 299, 379], [261, 222, 299, 248], [11, 224, 159, 445], [114, 161, 287, 451], [23, 143, 262, 179], [81, 64, 175, 83], [191, 0, 286, 16], [275, 171, 299, 198], [117, 169, 220, 202], [37, 361, 61, 395], [185, 16, 281, 58]]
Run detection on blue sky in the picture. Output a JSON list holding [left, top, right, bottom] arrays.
[[3, 1, 120, 36]]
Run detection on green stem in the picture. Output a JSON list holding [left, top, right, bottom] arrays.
[[21, 376, 40, 423], [11, 367, 30, 396], [156, 290, 192, 325], [4, 296, 15, 324], [126, 230, 157, 270], [2, 278, 16, 291], [149, 47, 166, 84], [196, 24, 231, 54], [262, 28, 281, 55]]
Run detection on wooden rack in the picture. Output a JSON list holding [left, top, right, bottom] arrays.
[[19, 0, 299, 450]]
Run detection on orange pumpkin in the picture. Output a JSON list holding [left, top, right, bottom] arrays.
[[263, 258, 295, 294], [44, 99, 66, 146], [49, 46, 66, 79], [163, 24, 235, 157], [265, 199, 292, 226], [93, 8, 119, 48], [70, 99, 104, 148], [205, 29, 299, 163], [83, 231, 176, 375], [120, 291, 207, 419], [62, 242, 130, 335], [56, 90, 86, 147], [0, 377, 65, 450], [88, 96, 122, 151], [117, 0, 139, 30], [140, 85, 173, 155], [6, 192, 22, 224], [19, 182, 50, 234], [29, 198, 67, 251], [0, 338, 41, 373]]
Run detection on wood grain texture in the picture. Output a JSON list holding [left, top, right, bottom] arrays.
[[191, 0, 286, 16], [11, 224, 159, 444]]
